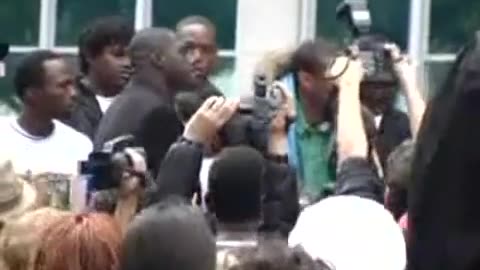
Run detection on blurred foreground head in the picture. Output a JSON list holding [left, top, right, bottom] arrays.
[[34, 213, 122, 270], [0, 208, 67, 270], [207, 146, 265, 224], [121, 197, 215, 270], [221, 239, 330, 270], [409, 32, 480, 270]]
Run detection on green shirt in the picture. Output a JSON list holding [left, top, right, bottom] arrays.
[[295, 98, 336, 199]]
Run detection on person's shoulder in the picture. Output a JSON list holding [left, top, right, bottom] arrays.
[[54, 120, 93, 148]]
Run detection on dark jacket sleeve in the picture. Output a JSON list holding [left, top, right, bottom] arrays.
[[136, 105, 184, 177], [153, 139, 204, 202], [335, 157, 385, 204], [377, 109, 412, 168], [260, 160, 300, 237], [61, 80, 102, 140]]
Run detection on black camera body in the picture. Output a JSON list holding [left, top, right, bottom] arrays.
[[336, 0, 396, 85], [80, 135, 146, 191], [221, 74, 283, 152], [174, 75, 283, 153]]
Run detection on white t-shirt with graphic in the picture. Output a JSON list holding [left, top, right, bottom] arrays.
[[0, 117, 93, 175]]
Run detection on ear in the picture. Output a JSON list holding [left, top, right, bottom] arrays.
[[23, 87, 41, 105], [150, 52, 165, 69], [298, 70, 314, 92]]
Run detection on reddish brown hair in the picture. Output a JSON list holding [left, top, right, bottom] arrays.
[[34, 213, 121, 270]]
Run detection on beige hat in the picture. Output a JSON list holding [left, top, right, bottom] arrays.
[[0, 161, 37, 220]]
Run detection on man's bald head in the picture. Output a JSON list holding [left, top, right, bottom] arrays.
[[128, 27, 195, 90], [128, 27, 176, 68]]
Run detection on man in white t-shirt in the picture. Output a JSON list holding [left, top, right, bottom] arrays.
[[0, 50, 92, 176]]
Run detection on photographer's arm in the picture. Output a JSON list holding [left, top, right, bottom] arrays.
[[115, 176, 141, 234], [334, 56, 384, 203], [260, 83, 300, 236], [387, 44, 426, 138], [154, 97, 238, 202], [336, 56, 368, 164]]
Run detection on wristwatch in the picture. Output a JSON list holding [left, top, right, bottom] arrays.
[[178, 136, 204, 150]]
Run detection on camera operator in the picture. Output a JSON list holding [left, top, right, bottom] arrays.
[[288, 51, 406, 270], [155, 93, 300, 237], [286, 38, 377, 202], [357, 35, 425, 168]]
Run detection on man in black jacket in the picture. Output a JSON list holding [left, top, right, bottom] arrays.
[[94, 28, 196, 176], [62, 16, 134, 139]]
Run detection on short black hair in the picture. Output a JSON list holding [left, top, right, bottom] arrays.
[[223, 239, 332, 270], [176, 15, 216, 34], [290, 38, 338, 76], [121, 197, 216, 270], [208, 146, 265, 223], [78, 16, 134, 73], [14, 50, 62, 100]]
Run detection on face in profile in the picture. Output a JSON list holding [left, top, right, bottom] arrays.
[[163, 39, 198, 89], [178, 23, 218, 83], [88, 44, 132, 95], [34, 58, 76, 118]]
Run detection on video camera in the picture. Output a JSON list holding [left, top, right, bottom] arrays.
[[336, 0, 396, 85], [175, 74, 285, 152], [80, 135, 146, 191]]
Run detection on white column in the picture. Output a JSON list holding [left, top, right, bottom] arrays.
[[408, 0, 431, 96], [234, 0, 303, 95], [39, 0, 58, 48], [299, 0, 318, 41], [135, 0, 153, 31]]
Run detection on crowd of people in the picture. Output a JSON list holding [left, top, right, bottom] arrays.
[[0, 12, 478, 270]]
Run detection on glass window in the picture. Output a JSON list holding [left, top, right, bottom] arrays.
[[430, 1, 480, 53], [0, 54, 26, 114], [55, 0, 135, 46], [211, 57, 236, 97], [425, 61, 453, 98], [0, 0, 40, 45], [153, 0, 237, 49], [316, 0, 410, 49]]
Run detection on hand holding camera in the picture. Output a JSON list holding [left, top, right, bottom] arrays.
[[268, 81, 295, 136], [118, 148, 147, 199], [384, 43, 417, 90], [334, 49, 365, 92], [183, 96, 239, 145]]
